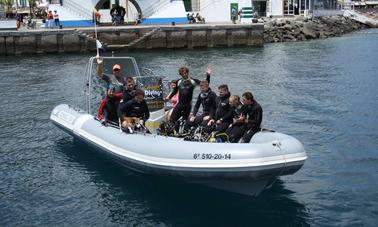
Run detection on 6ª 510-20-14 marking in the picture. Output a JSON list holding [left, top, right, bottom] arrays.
[[193, 153, 232, 160]]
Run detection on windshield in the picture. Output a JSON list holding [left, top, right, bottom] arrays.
[[84, 56, 165, 114]]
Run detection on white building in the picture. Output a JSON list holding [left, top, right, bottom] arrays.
[[29, 0, 314, 27]]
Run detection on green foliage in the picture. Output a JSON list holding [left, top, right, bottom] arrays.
[[28, 0, 36, 7], [1, 0, 14, 14]]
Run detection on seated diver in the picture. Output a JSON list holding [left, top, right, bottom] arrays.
[[187, 80, 217, 129], [239, 91, 263, 143], [117, 89, 150, 133], [121, 77, 136, 103], [225, 95, 245, 143], [206, 84, 233, 133], [226, 92, 263, 143], [97, 85, 122, 125]]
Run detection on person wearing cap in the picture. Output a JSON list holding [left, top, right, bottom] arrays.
[[96, 56, 126, 93]]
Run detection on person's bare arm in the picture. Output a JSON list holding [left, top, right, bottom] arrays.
[[96, 55, 104, 79]]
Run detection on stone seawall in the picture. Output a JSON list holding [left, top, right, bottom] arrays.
[[264, 16, 367, 43], [0, 24, 264, 55]]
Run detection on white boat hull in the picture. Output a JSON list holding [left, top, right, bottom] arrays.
[[51, 104, 307, 196]]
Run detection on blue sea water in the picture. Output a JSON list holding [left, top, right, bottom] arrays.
[[0, 29, 377, 226]]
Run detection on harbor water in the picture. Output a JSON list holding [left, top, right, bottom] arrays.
[[1, 29, 377, 226]]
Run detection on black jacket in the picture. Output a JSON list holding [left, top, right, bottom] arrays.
[[118, 99, 150, 121], [168, 74, 210, 105], [214, 93, 233, 123], [231, 102, 244, 126], [121, 88, 135, 103], [242, 100, 263, 130], [192, 88, 217, 118]]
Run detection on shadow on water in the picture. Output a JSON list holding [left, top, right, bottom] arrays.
[[55, 138, 311, 227]]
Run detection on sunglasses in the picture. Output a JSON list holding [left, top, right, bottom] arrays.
[[113, 68, 121, 71]]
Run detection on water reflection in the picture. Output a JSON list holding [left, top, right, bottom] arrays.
[[55, 138, 310, 226]]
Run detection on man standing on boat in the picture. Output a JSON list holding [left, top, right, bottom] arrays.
[[164, 65, 211, 126], [96, 56, 126, 93]]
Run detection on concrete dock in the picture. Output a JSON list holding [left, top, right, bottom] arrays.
[[0, 23, 264, 55]]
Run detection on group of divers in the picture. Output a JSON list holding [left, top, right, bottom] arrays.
[[96, 57, 263, 143]]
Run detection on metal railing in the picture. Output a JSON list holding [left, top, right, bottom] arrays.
[[313, 9, 344, 17], [143, 0, 172, 18], [200, 0, 221, 11], [64, 0, 93, 20]]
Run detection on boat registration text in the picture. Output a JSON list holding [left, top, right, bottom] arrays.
[[193, 153, 232, 160]]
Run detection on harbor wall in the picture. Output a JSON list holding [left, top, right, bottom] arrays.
[[0, 24, 264, 55]]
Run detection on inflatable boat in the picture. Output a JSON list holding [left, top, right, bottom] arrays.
[[50, 56, 307, 195]]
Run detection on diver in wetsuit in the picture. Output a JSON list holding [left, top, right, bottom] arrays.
[[225, 95, 245, 142], [207, 84, 233, 133], [118, 89, 150, 130], [226, 92, 263, 143], [240, 92, 263, 143], [121, 77, 136, 103], [188, 80, 217, 127], [165, 65, 211, 124]]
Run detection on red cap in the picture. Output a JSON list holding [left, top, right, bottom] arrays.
[[113, 64, 121, 70]]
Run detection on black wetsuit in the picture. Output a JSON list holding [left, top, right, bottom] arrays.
[[118, 99, 150, 121], [168, 74, 210, 122], [98, 95, 121, 123], [227, 100, 263, 143], [104, 98, 120, 122], [121, 88, 135, 103], [117, 88, 135, 118], [241, 100, 263, 142], [225, 102, 245, 143], [189, 88, 217, 126], [212, 92, 232, 133]]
